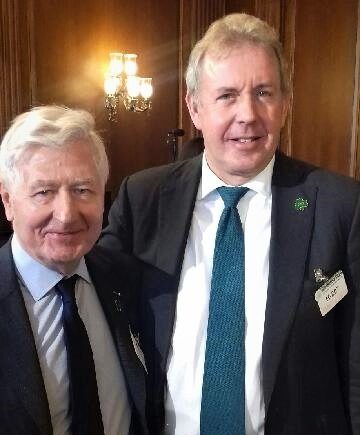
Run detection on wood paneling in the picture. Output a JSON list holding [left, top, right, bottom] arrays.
[[215, 0, 360, 180], [104, 0, 180, 191], [278, 0, 296, 156], [291, 0, 359, 176], [225, 0, 283, 22], [1, 0, 360, 193], [0, 0, 34, 137], [253, 0, 281, 30], [179, 0, 226, 145], [0, 0, 34, 242], [31, 0, 179, 194], [32, 0, 129, 111], [352, 0, 360, 179], [226, 0, 254, 15]]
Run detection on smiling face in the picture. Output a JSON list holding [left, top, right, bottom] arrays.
[[1, 141, 105, 274], [187, 41, 289, 185]]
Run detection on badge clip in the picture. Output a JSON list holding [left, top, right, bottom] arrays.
[[314, 268, 329, 284]]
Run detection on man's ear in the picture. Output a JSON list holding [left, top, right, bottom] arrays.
[[0, 183, 14, 222], [186, 92, 202, 131]]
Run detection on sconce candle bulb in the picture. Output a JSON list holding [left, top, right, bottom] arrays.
[[140, 78, 153, 99], [124, 54, 138, 76], [104, 73, 121, 95], [126, 76, 141, 98], [108, 53, 124, 75]]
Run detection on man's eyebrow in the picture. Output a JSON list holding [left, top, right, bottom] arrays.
[[215, 83, 275, 93], [255, 82, 276, 89], [215, 87, 239, 93], [70, 178, 96, 185]]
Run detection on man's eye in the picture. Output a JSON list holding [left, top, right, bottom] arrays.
[[217, 93, 235, 101], [74, 188, 90, 195], [257, 89, 272, 97], [35, 190, 50, 197]]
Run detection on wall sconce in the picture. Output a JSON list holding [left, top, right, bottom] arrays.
[[104, 52, 153, 121]]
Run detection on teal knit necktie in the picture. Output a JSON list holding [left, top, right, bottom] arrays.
[[200, 186, 249, 435]]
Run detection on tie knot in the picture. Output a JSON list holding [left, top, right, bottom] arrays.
[[55, 275, 78, 304], [217, 186, 249, 208]]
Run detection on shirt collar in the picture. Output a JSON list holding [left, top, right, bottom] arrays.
[[11, 234, 91, 301], [198, 153, 274, 200]]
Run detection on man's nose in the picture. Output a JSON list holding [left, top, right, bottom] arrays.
[[53, 191, 77, 223], [234, 94, 257, 123]]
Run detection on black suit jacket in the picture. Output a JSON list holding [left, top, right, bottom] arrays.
[[0, 240, 149, 435], [100, 152, 360, 435]]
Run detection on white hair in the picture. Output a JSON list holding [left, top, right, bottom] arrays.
[[0, 105, 109, 189]]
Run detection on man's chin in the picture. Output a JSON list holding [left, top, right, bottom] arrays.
[[40, 247, 85, 274]]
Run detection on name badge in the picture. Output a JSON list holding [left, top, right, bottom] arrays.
[[314, 270, 348, 316]]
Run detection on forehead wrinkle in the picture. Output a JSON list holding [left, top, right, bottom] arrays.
[[29, 179, 57, 187]]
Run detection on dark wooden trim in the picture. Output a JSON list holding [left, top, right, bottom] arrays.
[[0, 0, 34, 137], [279, 0, 296, 156], [254, 0, 281, 30], [352, 0, 360, 180], [178, 0, 225, 144]]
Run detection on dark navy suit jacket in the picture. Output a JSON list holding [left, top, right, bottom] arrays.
[[100, 152, 360, 435], [0, 241, 148, 435]]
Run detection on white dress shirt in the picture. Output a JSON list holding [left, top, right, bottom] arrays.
[[12, 235, 131, 435], [164, 155, 274, 435]]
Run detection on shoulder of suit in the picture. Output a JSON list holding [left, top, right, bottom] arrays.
[[0, 238, 14, 270], [86, 245, 139, 272], [0, 239, 21, 299], [275, 152, 360, 197], [86, 246, 140, 286]]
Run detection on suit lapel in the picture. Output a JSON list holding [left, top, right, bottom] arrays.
[[149, 156, 202, 376], [262, 154, 317, 411], [0, 241, 52, 434], [107, 297, 148, 432], [156, 155, 202, 276], [87, 254, 148, 434]]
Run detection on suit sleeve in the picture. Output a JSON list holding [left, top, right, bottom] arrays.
[[348, 194, 360, 432], [99, 176, 134, 254]]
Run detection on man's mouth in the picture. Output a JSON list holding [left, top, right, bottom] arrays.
[[228, 136, 262, 143], [44, 230, 83, 238]]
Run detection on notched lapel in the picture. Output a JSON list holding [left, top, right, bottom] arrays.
[[154, 157, 202, 378], [157, 156, 202, 276], [262, 156, 317, 412], [0, 245, 51, 433], [89, 262, 148, 433], [108, 292, 149, 434]]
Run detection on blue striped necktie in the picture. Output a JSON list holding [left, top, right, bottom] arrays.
[[56, 275, 105, 435], [200, 186, 249, 435]]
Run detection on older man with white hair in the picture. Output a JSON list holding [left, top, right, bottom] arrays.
[[0, 105, 148, 435]]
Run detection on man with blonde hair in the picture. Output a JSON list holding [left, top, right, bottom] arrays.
[[101, 13, 360, 435], [0, 105, 148, 435]]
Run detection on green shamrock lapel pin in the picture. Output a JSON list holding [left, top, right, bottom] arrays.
[[294, 197, 309, 211]]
